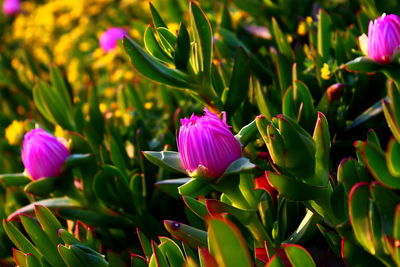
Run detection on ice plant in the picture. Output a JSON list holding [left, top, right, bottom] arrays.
[[360, 14, 400, 64], [99, 27, 127, 53], [21, 129, 70, 180], [177, 108, 242, 179], [2, 0, 20, 15]]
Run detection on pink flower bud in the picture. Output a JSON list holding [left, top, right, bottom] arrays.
[[21, 129, 70, 180], [367, 14, 400, 64], [2, 0, 20, 16], [99, 27, 127, 53], [177, 108, 242, 179]]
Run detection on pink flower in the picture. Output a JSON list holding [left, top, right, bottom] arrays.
[[366, 14, 400, 64], [2, 0, 20, 16], [21, 129, 70, 180], [177, 108, 242, 179], [99, 27, 127, 53]]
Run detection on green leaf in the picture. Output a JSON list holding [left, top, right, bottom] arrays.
[[93, 170, 121, 207], [189, 1, 212, 81], [144, 26, 173, 63], [266, 172, 326, 201], [8, 198, 81, 220], [3, 220, 42, 260], [131, 254, 148, 267], [311, 112, 330, 185], [137, 228, 152, 260], [24, 176, 60, 196], [123, 36, 191, 88], [175, 23, 191, 70], [361, 141, 400, 188], [157, 27, 177, 55], [183, 196, 208, 220], [36, 81, 75, 130], [142, 151, 186, 174], [34, 205, 63, 247], [234, 118, 258, 147], [57, 208, 132, 228], [49, 65, 72, 111], [285, 210, 316, 244], [58, 244, 84, 266], [341, 239, 383, 267], [0, 173, 31, 187], [164, 220, 207, 248], [222, 157, 256, 176], [149, 2, 167, 28], [70, 244, 108, 267], [178, 178, 213, 198], [283, 244, 316, 267], [149, 241, 169, 267], [346, 97, 384, 131], [317, 9, 332, 61], [207, 216, 252, 267], [224, 48, 250, 115], [387, 139, 400, 177], [20, 216, 66, 267], [282, 81, 315, 132], [206, 199, 253, 223], [348, 182, 375, 254], [344, 56, 383, 73], [370, 182, 399, 236], [271, 17, 292, 60], [154, 178, 190, 199], [158, 237, 185, 267]]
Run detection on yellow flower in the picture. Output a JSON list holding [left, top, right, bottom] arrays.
[[320, 63, 331, 80], [5, 120, 28, 146], [297, 21, 307, 36]]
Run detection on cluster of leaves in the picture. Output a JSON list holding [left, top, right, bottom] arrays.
[[0, 0, 400, 266]]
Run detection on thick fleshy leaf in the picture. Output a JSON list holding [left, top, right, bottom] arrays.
[[178, 178, 213, 198], [123, 36, 191, 88], [20, 216, 65, 267], [149, 2, 167, 28], [164, 220, 207, 248], [137, 228, 152, 260], [386, 138, 400, 177], [266, 172, 326, 201], [317, 9, 332, 61], [3, 220, 43, 259], [34, 205, 63, 247], [174, 23, 191, 70], [8, 197, 81, 220], [58, 244, 83, 266], [348, 182, 375, 254], [189, 1, 212, 80], [24, 176, 60, 196], [183, 196, 208, 219], [344, 56, 383, 73], [283, 244, 316, 267], [142, 151, 186, 174], [206, 199, 253, 223], [207, 216, 252, 267], [155, 178, 191, 198], [224, 48, 250, 115], [361, 141, 400, 188], [144, 25, 173, 63], [271, 17, 292, 60], [57, 208, 132, 228], [0, 173, 30, 187], [235, 119, 258, 147], [222, 157, 256, 176], [341, 239, 383, 266], [158, 237, 185, 267]]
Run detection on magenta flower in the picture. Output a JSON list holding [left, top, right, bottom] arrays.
[[99, 27, 127, 53], [366, 14, 400, 64], [177, 108, 242, 179], [21, 129, 70, 180], [2, 0, 20, 16]]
